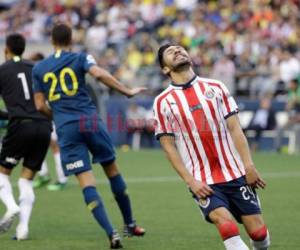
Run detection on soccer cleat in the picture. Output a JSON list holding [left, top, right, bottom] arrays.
[[12, 225, 29, 241], [33, 175, 51, 189], [123, 222, 145, 237], [109, 230, 123, 249], [0, 208, 20, 234], [47, 181, 67, 191]]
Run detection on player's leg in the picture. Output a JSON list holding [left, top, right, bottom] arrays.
[[191, 186, 249, 250], [225, 176, 270, 250], [86, 117, 144, 237], [76, 170, 122, 249], [209, 207, 249, 250], [0, 121, 23, 233], [241, 214, 270, 250], [47, 133, 67, 191], [102, 160, 145, 237], [15, 167, 37, 240], [58, 121, 122, 249], [0, 166, 20, 234], [16, 120, 52, 240]]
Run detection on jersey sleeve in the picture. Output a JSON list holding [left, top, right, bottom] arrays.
[[32, 66, 44, 93], [82, 53, 97, 72], [218, 81, 239, 119], [152, 97, 174, 140]]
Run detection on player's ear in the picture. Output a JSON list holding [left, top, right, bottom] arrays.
[[4, 47, 9, 60], [162, 66, 171, 75]]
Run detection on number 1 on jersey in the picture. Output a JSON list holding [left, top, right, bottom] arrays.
[[17, 73, 30, 100]]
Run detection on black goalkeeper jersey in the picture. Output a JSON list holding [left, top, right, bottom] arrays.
[[0, 58, 48, 121]]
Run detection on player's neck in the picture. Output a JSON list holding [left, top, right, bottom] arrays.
[[54, 46, 71, 52], [5, 53, 21, 62], [170, 68, 196, 86]]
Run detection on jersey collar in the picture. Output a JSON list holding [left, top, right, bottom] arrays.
[[170, 75, 198, 90]]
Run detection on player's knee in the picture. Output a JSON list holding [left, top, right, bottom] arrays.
[[249, 225, 270, 249], [217, 220, 240, 241], [249, 225, 268, 241]]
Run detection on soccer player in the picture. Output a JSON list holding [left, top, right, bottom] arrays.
[[0, 34, 51, 240], [153, 44, 270, 250], [32, 23, 145, 249]]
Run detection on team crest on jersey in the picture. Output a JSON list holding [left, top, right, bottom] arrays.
[[198, 197, 210, 208], [204, 89, 215, 99]]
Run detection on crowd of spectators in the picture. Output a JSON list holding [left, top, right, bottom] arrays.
[[1, 0, 300, 99]]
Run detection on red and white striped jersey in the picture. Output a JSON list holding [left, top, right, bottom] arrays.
[[153, 76, 246, 185]]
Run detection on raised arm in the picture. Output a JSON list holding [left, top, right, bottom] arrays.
[[159, 135, 213, 198], [226, 114, 266, 189], [88, 65, 146, 98]]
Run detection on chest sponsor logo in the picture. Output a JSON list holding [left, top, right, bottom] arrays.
[[66, 160, 84, 170], [189, 104, 203, 112]]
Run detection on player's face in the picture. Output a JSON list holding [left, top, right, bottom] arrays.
[[162, 46, 192, 74]]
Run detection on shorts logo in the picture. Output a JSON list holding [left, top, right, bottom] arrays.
[[198, 197, 210, 208], [5, 157, 18, 165], [66, 160, 84, 171], [204, 90, 215, 99]]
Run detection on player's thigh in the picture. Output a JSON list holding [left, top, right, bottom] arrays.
[[85, 119, 116, 165], [23, 121, 51, 172], [241, 214, 265, 234], [57, 123, 92, 177], [191, 186, 231, 224], [226, 177, 262, 223], [0, 120, 27, 170], [209, 207, 236, 226]]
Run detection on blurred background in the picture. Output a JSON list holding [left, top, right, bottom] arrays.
[[0, 0, 299, 153]]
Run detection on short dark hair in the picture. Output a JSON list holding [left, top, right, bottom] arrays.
[[157, 43, 173, 68], [51, 23, 72, 46], [6, 33, 25, 56]]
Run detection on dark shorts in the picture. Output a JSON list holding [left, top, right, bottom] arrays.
[[56, 118, 116, 176], [191, 176, 261, 223], [0, 119, 51, 171]]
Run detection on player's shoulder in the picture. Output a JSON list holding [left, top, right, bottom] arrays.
[[197, 76, 225, 87], [153, 86, 173, 106], [0, 59, 33, 71]]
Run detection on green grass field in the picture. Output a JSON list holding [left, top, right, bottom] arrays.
[[0, 150, 299, 250]]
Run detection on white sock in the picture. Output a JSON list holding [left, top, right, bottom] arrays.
[[0, 173, 19, 211], [251, 231, 270, 250], [54, 152, 67, 184], [17, 178, 35, 234], [224, 235, 249, 250], [39, 161, 49, 177]]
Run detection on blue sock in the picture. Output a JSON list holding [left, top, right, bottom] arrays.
[[82, 186, 114, 237], [109, 174, 133, 225]]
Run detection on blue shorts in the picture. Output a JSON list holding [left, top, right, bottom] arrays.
[[56, 118, 116, 176], [191, 176, 261, 223]]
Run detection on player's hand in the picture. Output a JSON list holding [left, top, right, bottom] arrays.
[[126, 87, 147, 98], [245, 165, 266, 189], [189, 179, 214, 198]]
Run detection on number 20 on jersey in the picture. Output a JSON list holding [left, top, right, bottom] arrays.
[[43, 67, 78, 102]]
